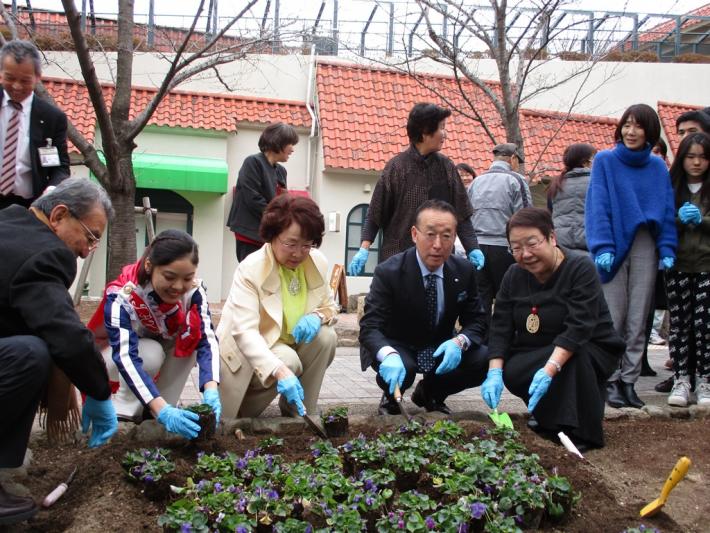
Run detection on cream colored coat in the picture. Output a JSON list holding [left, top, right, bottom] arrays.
[[217, 244, 338, 389]]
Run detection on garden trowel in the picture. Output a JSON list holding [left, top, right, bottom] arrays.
[[302, 411, 328, 439], [489, 408, 514, 429], [394, 384, 414, 422], [639, 456, 691, 517]]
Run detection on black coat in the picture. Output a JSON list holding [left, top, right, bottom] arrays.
[[359, 247, 487, 371], [226, 152, 287, 242], [0, 206, 110, 399], [0, 88, 70, 200]]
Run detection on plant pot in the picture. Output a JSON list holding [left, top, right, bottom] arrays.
[[191, 409, 216, 441], [323, 417, 348, 438]]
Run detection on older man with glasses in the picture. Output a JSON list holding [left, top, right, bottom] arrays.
[[0, 177, 117, 526], [359, 199, 489, 415]]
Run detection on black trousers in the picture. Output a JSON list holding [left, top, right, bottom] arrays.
[[236, 239, 263, 262], [477, 244, 516, 319], [372, 344, 489, 402], [0, 336, 52, 467]]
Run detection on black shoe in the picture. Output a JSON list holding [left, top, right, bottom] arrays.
[[606, 380, 629, 408], [378, 393, 401, 415], [621, 382, 644, 408], [0, 484, 37, 526], [411, 381, 452, 415], [654, 375, 674, 393]]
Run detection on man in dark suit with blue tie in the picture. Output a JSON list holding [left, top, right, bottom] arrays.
[[359, 199, 489, 415], [0, 40, 69, 210]]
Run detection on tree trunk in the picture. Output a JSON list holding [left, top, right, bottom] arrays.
[[106, 154, 137, 281]]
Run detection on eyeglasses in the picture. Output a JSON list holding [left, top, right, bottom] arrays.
[[508, 237, 546, 256], [277, 237, 314, 253], [74, 215, 101, 251], [415, 227, 454, 244]]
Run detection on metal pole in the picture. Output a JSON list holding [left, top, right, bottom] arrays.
[[148, 0, 155, 49], [273, 0, 280, 53], [361, 5, 378, 56], [81, 0, 87, 33], [333, 0, 339, 53], [587, 13, 594, 55], [674, 16, 682, 57], [387, 2, 394, 56], [631, 13, 638, 51], [212, 0, 218, 35]]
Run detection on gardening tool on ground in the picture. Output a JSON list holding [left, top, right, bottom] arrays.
[[489, 408, 514, 429], [394, 384, 414, 422], [639, 456, 691, 518], [302, 412, 328, 439], [42, 466, 77, 508]]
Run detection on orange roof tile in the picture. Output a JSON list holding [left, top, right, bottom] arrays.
[[40, 78, 310, 154], [315, 61, 617, 176], [658, 100, 704, 154], [636, 3, 710, 45]]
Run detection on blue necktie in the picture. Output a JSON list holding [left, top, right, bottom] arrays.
[[417, 274, 437, 373]]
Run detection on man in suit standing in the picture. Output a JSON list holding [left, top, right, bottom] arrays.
[[0, 40, 69, 210], [359, 199, 489, 415], [0, 178, 116, 526]]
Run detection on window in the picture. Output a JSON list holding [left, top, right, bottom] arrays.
[[345, 204, 381, 276]]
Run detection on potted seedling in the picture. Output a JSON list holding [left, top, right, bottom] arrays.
[[122, 447, 176, 501], [320, 406, 349, 438], [186, 402, 216, 441]]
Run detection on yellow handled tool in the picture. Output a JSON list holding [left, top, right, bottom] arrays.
[[394, 384, 413, 422], [639, 456, 691, 518]]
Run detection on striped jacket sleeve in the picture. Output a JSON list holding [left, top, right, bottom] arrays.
[[193, 282, 220, 390], [104, 292, 161, 405]]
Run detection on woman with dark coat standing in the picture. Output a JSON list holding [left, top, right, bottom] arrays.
[[227, 123, 299, 262], [547, 143, 595, 256]]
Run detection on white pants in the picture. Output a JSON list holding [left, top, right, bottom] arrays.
[[102, 338, 197, 418]]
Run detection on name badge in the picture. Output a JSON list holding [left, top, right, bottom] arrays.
[[38, 138, 60, 167]]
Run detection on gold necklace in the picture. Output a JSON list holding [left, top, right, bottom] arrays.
[[526, 247, 560, 334]]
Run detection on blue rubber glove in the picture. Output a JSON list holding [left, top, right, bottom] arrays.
[[277, 376, 306, 416], [594, 252, 614, 273], [527, 368, 553, 412], [156, 405, 201, 439], [347, 247, 369, 276], [468, 249, 485, 270], [378, 353, 406, 395], [679, 203, 702, 225], [433, 339, 462, 375], [661, 256, 675, 270], [481, 368, 504, 409], [81, 397, 118, 448], [292, 314, 321, 344], [203, 388, 221, 428]]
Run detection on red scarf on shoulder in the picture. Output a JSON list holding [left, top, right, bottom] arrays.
[[88, 261, 202, 358]]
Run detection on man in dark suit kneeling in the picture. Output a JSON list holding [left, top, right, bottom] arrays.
[[359, 199, 489, 415]]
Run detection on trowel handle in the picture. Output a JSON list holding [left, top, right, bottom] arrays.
[[42, 483, 68, 507], [394, 384, 403, 402], [659, 457, 691, 502]]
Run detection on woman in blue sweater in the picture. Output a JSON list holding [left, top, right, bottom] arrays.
[[585, 104, 677, 409]]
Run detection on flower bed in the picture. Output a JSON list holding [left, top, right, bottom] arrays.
[[138, 420, 578, 532]]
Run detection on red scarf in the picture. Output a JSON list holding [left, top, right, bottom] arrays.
[[88, 261, 202, 359]]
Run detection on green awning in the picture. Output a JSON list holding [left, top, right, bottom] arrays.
[[132, 153, 228, 193], [94, 152, 228, 193]]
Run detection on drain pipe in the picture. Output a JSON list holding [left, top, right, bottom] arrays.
[[305, 43, 317, 192]]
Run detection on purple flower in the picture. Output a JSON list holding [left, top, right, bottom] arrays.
[[353, 494, 361, 503], [397, 519, 405, 529], [363, 478, 375, 491], [197, 451, 205, 459], [483, 484, 493, 495], [228, 485, 237, 493], [529, 474, 541, 484], [343, 442, 353, 452], [197, 480, 207, 491], [267, 489, 279, 500], [312, 449, 321, 458], [142, 450, 151, 458], [470, 502, 487, 520], [180, 524, 192, 533], [305, 526, 313, 533], [365, 496, 374, 506], [425, 516, 436, 530], [214, 482, 223, 493], [143, 475, 154, 483], [457, 524, 469, 533], [236, 527, 248, 533], [265, 455, 274, 468], [236, 458, 247, 469]]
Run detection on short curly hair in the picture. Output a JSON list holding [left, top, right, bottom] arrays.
[[259, 194, 325, 247], [406, 103, 451, 144]]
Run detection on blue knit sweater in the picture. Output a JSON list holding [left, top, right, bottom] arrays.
[[585, 142, 677, 283]]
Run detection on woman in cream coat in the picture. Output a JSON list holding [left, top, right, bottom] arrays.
[[217, 194, 338, 418]]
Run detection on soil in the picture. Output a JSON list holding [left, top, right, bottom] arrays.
[[4, 416, 708, 533]]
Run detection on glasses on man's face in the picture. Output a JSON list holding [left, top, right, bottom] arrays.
[[74, 216, 101, 251], [277, 237, 314, 253], [508, 237, 546, 256], [416, 227, 454, 245]]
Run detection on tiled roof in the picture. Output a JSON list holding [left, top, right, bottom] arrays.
[[636, 3, 710, 45], [315, 61, 617, 176], [658, 100, 704, 154], [41, 78, 310, 154]]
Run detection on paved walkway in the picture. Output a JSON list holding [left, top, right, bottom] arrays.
[[180, 316, 675, 417]]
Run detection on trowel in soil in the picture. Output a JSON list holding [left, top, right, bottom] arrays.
[[394, 384, 414, 422], [302, 411, 328, 439], [489, 408, 514, 429], [639, 456, 691, 518]]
